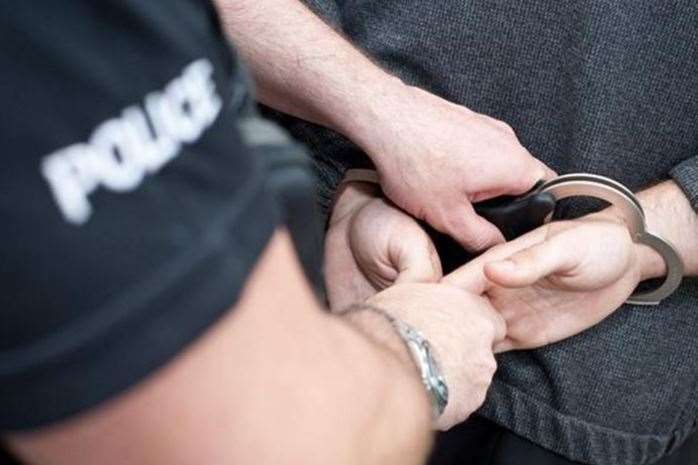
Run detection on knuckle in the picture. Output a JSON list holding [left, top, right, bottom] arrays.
[[483, 354, 498, 377], [480, 114, 514, 134], [462, 235, 488, 251], [492, 314, 507, 342], [468, 352, 497, 382], [510, 248, 535, 267], [515, 159, 539, 182], [471, 346, 497, 373], [496, 121, 515, 134], [478, 350, 498, 379], [477, 318, 497, 341], [424, 206, 453, 233], [459, 228, 498, 251], [487, 241, 510, 256], [472, 384, 490, 408], [426, 241, 443, 278]]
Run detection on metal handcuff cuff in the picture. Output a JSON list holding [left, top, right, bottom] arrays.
[[342, 169, 684, 305], [341, 169, 684, 418]]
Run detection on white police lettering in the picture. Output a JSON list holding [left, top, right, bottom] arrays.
[[41, 59, 223, 224]]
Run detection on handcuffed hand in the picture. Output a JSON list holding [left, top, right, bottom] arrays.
[[443, 213, 647, 351], [325, 182, 442, 311]]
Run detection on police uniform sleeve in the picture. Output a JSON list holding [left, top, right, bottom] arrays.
[[0, 1, 284, 430]]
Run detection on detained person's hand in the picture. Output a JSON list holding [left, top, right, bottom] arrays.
[[354, 84, 556, 252], [325, 182, 441, 311], [328, 183, 504, 430], [443, 213, 646, 352]]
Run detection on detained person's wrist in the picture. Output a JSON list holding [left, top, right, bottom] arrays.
[[589, 207, 667, 281], [635, 181, 698, 277]]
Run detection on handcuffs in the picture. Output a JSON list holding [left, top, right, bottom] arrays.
[[343, 169, 684, 305]]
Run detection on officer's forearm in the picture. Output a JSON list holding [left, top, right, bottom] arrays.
[[214, 0, 401, 147], [5, 232, 432, 465]]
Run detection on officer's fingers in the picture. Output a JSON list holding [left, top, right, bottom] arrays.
[[477, 296, 508, 344], [441, 258, 492, 295], [492, 154, 556, 197], [441, 225, 548, 293], [536, 159, 558, 181], [431, 201, 505, 252]]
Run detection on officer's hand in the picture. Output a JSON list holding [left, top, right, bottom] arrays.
[[358, 84, 555, 252], [443, 214, 644, 351], [367, 282, 506, 431], [325, 182, 441, 311]]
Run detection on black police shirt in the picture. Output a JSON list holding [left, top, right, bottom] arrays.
[[0, 0, 319, 450]]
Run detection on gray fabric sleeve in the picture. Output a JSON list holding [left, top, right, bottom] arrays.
[[260, 107, 373, 220], [295, 127, 373, 220], [670, 155, 698, 211]]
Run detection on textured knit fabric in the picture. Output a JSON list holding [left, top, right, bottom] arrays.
[[269, 2, 698, 465], [428, 416, 698, 465]]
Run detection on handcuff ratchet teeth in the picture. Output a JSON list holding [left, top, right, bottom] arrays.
[[475, 173, 684, 305]]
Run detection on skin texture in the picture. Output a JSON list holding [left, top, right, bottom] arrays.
[[365, 284, 506, 431], [325, 182, 442, 311], [5, 228, 509, 463], [214, 0, 554, 251], [329, 180, 698, 353], [325, 183, 509, 431], [443, 216, 644, 351], [465, 181, 698, 352], [366, 87, 555, 251], [4, 232, 433, 465]]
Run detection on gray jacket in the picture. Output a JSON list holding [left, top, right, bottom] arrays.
[[269, 2, 698, 464]]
